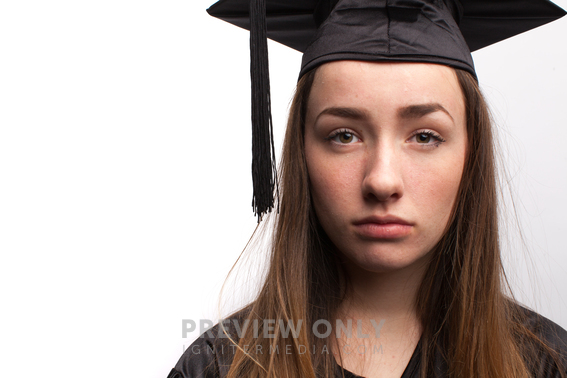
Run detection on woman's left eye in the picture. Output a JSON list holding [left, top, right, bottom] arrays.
[[327, 130, 360, 144], [409, 131, 446, 146]]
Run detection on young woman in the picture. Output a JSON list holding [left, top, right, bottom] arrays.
[[169, 0, 567, 377]]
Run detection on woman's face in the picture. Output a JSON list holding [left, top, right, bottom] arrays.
[[304, 61, 467, 274]]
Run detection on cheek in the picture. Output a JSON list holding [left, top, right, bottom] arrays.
[[305, 147, 361, 217], [407, 150, 465, 221], [308, 161, 348, 213]]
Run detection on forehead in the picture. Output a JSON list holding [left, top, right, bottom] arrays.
[[308, 61, 464, 116]]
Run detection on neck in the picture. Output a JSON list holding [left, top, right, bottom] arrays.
[[336, 257, 429, 335], [331, 258, 428, 376]]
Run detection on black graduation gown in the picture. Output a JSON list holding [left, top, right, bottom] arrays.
[[167, 307, 567, 378]]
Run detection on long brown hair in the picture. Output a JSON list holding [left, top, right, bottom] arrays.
[[223, 67, 565, 378]]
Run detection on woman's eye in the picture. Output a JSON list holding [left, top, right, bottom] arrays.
[[328, 131, 360, 144], [409, 131, 446, 146], [416, 133, 432, 143]]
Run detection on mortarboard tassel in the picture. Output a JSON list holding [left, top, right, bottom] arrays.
[[249, 0, 277, 221]]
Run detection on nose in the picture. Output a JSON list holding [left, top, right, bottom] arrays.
[[361, 144, 404, 202]]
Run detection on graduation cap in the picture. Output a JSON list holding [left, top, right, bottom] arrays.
[[206, 0, 566, 220]]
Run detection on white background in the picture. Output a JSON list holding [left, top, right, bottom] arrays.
[[0, 1, 566, 377]]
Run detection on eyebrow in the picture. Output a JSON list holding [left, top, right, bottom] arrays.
[[398, 103, 454, 122], [315, 107, 369, 123], [315, 103, 454, 124]]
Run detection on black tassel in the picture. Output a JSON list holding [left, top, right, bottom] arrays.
[[249, 0, 277, 221]]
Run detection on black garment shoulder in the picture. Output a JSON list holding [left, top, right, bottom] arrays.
[[519, 307, 567, 377], [167, 307, 567, 378], [168, 322, 236, 378]]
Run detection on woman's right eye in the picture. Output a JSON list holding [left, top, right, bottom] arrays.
[[326, 130, 360, 144]]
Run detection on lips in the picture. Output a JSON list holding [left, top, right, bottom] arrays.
[[352, 215, 414, 239]]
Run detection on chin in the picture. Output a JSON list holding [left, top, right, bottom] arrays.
[[339, 245, 434, 275]]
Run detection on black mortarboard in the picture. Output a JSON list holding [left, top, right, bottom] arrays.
[[206, 0, 566, 220]]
